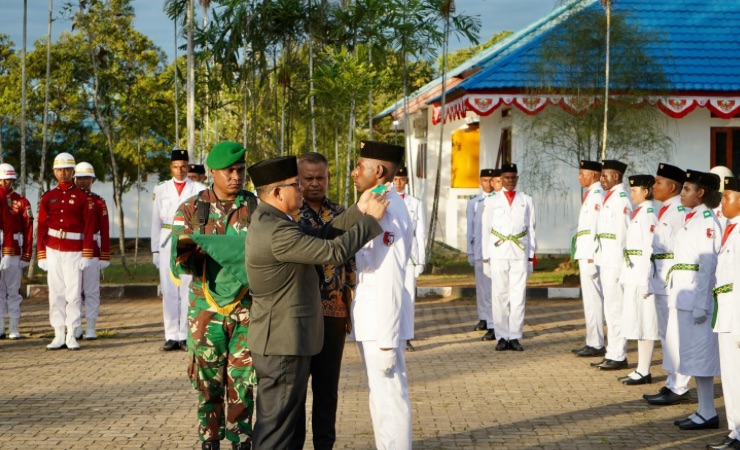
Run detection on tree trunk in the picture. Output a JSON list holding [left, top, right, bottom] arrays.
[[134, 134, 141, 268], [601, 0, 611, 160], [174, 15, 180, 145], [19, 0, 28, 194], [308, 0, 317, 153], [344, 97, 356, 207], [186, 0, 196, 160], [368, 43, 373, 140]]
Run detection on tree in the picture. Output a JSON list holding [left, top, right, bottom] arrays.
[[443, 30, 512, 70], [522, 6, 672, 194], [0, 35, 19, 163]]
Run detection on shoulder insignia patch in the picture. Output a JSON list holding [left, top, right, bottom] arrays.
[[619, 192, 627, 197], [650, 224, 655, 233], [707, 228, 715, 239], [469, 195, 476, 200], [677, 205, 685, 212], [703, 210, 711, 218], [647, 208, 654, 213], [623, 206, 629, 215]]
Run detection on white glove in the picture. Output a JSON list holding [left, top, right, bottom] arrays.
[[38, 259, 48, 271], [467, 254, 474, 266], [153, 253, 160, 269], [0, 256, 11, 271], [20, 260, 29, 269], [483, 261, 491, 277], [692, 308, 707, 325], [99, 260, 110, 269], [78, 258, 93, 271], [377, 349, 397, 375], [414, 265, 424, 278]]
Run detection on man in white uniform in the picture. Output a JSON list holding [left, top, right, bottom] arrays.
[[467, 168, 498, 340], [151, 149, 205, 351], [591, 160, 632, 370], [394, 165, 426, 351], [643, 163, 692, 404], [572, 160, 606, 357], [484, 163, 536, 352], [707, 176, 740, 449], [351, 140, 413, 450]]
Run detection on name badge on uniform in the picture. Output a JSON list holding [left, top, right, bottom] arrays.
[[383, 231, 395, 246]]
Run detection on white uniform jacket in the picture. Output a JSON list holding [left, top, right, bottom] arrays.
[[484, 189, 536, 261], [621, 200, 657, 287], [150, 178, 205, 252], [574, 182, 604, 260], [402, 192, 426, 267], [352, 187, 413, 348], [594, 183, 632, 269], [713, 216, 740, 335], [649, 195, 687, 296], [467, 192, 495, 261], [667, 204, 722, 312]]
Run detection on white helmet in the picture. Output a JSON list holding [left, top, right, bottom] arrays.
[[710, 165, 734, 192], [53, 152, 76, 169], [74, 162, 96, 178], [0, 163, 17, 180]]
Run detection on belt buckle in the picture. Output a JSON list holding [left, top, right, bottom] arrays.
[[59, 230, 67, 239]]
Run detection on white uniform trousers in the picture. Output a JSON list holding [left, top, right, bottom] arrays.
[[357, 340, 412, 450], [158, 241, 191, 341], [665, 308, 720, 377], [491, 259, 528, 340], [577, 260, 603, 348], [47, 248, 83, 328], [474, 260, 492, 324], [622, 285, 659, 341], [0, 256, 22, 319], [655, 294, 691, 393], [81, 257, 100, 320], [402, 263, 416, 339], [600, 266, 627, 361], [719, 333, 740, 439]]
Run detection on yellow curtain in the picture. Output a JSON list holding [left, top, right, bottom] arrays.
[[451, 124, 480, 188]]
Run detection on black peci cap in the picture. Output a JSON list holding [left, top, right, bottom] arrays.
[[580, 160, 601, 172], [628, 174, 655, 189], [247, 156, 298, 188], [601, 160, 628, 173], [359, 141, 405, 164], [656, 163, 684, 184]]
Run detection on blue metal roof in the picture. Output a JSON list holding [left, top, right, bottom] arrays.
[[452, 0, 740, 95]]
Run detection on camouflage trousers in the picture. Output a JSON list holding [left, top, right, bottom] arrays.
[[187, 287, 255, 443]]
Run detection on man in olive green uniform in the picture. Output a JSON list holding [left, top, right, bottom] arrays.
[[171, 141, 257, 450], [245, 156, 388, 450]]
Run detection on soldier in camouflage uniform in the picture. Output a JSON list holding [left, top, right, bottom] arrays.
[[170, 141, 257, 450]]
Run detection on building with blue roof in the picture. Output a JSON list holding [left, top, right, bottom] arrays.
[[386, 0, 740, 253]]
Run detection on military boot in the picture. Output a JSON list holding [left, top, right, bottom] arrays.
[[85, 319, 97, 340], [66, 328, 81, 350], [232, 441, 250, 450], [47, 326, 67, 350], [8, 318, 21, 339], [202, 441, 220, 450]]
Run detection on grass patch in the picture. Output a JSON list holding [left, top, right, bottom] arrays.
[[96, 329, 118, 339], [24, 257, 160, 285]]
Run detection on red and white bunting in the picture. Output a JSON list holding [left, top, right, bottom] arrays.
[[431, 94, 740, 124]]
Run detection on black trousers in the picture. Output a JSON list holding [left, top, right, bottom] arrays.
[[252, 353, 312, 450], [290, 316, 347, 450]]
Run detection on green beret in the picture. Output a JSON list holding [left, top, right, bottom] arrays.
[[206, 141, 247, 170]]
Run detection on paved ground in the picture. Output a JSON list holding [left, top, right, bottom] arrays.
[[0, 295, 729, 449]]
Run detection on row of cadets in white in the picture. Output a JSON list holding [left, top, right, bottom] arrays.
[[467, 190, 494, 325], [594, 182, 632, 363], [575, 181, 605, 350], [482, 187, 536, 342]]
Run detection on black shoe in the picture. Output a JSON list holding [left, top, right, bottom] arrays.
[[571, 345, 587, 354], [202, 442, 220, 450], [495, 338, 509, 351], [622, 372, 652, 385], [508, 339, 524, 351], [179, 340, 188, 351], [643, 386, 672, 400], [576, 346, 606, 357], [0, 333, 5, 339], [160, 340, 180, 351], [481, 329, 496, 341], [674, 417, 693, 426], [406, 340, 415, 351], [646, 390, 691, 406], [232, 441, 251, 450], [595, 359, 628, 370], [678, 414, 719, 430], [474, 320, 487, 331], [707, 436, 740, 449]]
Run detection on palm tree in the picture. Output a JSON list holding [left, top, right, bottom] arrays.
[[187, 0, 195, 160], [600, 0, 613, 160], [19, 0, 28, 194]]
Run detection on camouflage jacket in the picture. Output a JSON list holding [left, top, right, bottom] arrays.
[[292, 197, 356, 318], [171, 187, 257, 313]]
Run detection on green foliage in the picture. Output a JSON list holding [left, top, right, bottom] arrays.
[[442, 30, 512, 71]]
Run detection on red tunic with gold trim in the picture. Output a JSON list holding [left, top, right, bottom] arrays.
[[7, 190, 33, 262], [0, 185, 16, 257], [37, 183, 96, 259], [87, 191, 110, 261]]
